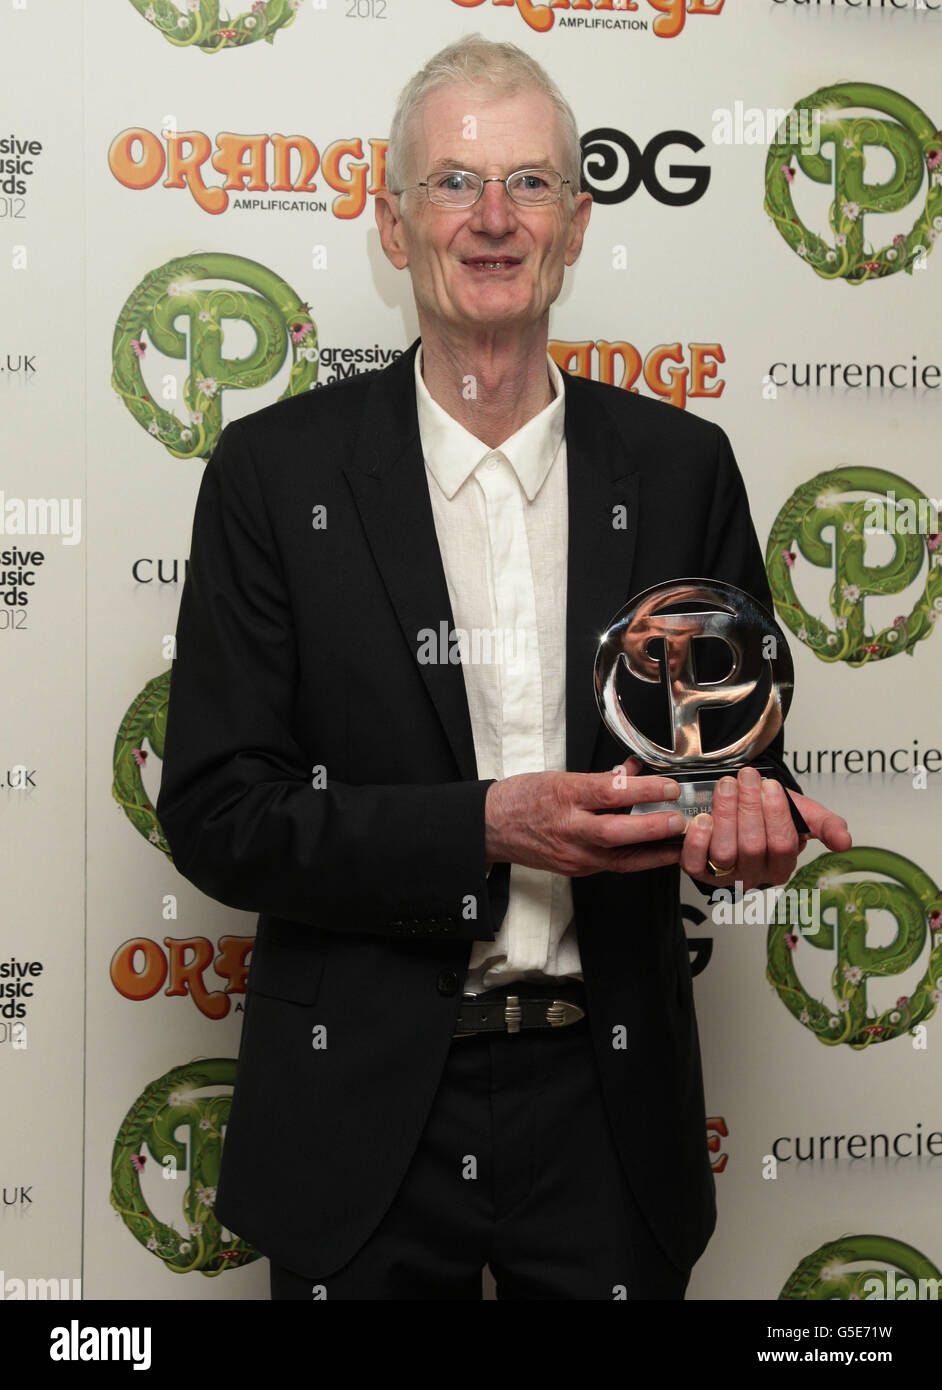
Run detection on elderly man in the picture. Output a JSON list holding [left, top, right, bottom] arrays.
[[157, 33, 850, 1300]]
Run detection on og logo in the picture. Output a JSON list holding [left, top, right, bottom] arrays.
[[112, 252, 317, 460], [765, 82, 942, 284], [767, 848, 942, 1048], [766, 467, 942, 666]]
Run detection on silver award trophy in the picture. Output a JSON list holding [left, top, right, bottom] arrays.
[[594, 579, 797, 823]]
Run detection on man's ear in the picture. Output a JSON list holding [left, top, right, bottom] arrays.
[[374, 191, 409, 270], [564, 191, 593, 267]]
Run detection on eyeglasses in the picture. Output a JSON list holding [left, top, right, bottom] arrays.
[[393, 167, 572, 209]]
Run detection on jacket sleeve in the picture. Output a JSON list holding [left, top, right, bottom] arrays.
[[686, 425, 805, 899], [701, 424, 802, 798], [155, 420, 506, 943]]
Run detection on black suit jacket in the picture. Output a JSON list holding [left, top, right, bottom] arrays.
[[156, 337, 798, 1278]]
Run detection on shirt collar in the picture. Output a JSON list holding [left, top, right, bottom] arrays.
[[414, 342, 565, 502]]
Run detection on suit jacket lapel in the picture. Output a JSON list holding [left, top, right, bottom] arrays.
[[341, 340, 480, 781], [342, 339, 641, 782], [563, 374, 640, 774]]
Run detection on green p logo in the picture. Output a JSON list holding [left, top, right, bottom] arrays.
[[765, 82, 942, 283], [767, 848, 942, 1047], [112, 670, 171, 858], [781, 1236, 942, 1300], [110, 1058, 259, 1274], [127, 0, 302, 51], [112, 252, 317, 460], [766, 468, 942, 665]]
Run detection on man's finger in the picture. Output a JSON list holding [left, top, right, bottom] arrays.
[[736, 766, 767, 880], [761, 779, 799, 884], [680, 813, 713, 880], [609, 840, 685, 875], [588, 806, 688, 849], [817, 811, 852, 851], [708, 776, 739, 871], [790, 792, 852, 852], [582, 766, 681, 812]]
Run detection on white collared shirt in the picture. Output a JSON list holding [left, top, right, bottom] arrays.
[[414, 345, 582, 994]]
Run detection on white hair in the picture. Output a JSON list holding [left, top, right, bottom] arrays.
[[385, 32, 582, 203]]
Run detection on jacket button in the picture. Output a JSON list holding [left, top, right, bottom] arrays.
[[437, 969, 459, 996]]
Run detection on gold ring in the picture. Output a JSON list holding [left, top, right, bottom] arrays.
[[707, 857, 736, 877]]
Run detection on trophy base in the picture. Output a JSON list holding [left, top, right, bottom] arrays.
[[630, 764, 808, 833]]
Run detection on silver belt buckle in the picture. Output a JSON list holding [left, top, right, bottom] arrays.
[[504, 994, 522, 1034], [451, 993, 522, 1040], [453, 993, 585, 1039], [547, 999, 585, 1027]]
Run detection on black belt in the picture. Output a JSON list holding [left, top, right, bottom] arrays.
[[452, 981, 587, 1039]]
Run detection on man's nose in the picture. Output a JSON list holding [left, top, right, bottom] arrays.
[[468, 178, 517, 236]]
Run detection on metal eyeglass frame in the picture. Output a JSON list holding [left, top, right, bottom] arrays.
[[390, 167, 573, 208]]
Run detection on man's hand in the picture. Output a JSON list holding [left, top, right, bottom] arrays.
[[680, 765, 852, 892], [485, 756, 688, 877]]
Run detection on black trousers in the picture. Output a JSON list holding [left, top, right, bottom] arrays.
[[269, 997, 691, 1300]]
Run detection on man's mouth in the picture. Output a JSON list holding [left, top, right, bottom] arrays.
[[462, 257, 522, 272]]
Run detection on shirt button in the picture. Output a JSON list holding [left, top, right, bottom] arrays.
[[486, 456, 498, 470], [437, 970, 459, 996]]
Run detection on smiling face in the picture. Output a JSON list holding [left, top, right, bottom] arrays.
[[375, 82, 592, 341]]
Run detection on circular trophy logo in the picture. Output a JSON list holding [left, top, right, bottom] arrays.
[[594, 578, 793, 771]]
